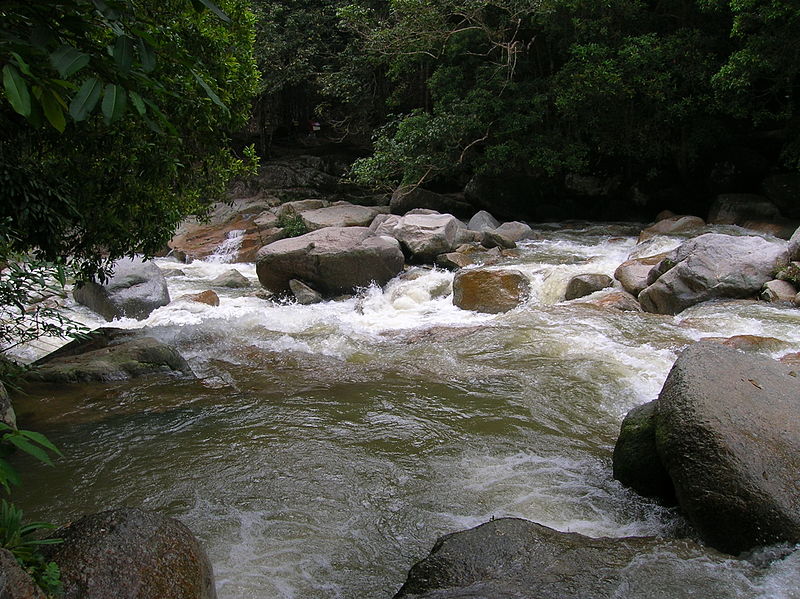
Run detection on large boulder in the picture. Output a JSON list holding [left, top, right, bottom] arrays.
[[390, 187, 473, 217], [614, 253, 669, 296], [394, 518, 742, 599], [0, 548, 46, 599], [495, 221, 534, 242], [655, 343, 800, 554], [707, 193, 781, 225], [27, 328, 193, 383], [637, 215, 705, 242], [73, 257, 170, 321], [467, 210, 500, 232], [300, 202, 380, 231], [638, 233, 789, 314], [564, 274, 612, 300], [452, 268, 530, 313], [44, 508, 216, 599], [256, 227, 404, 296], [371, 213, 462, 262]]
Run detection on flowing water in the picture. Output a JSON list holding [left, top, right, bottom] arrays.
[[9, 223, 800, 598]]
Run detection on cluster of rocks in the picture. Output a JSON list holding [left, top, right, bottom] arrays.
[[1, 508, 216, 599]]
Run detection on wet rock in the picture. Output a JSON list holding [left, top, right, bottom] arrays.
[[760, 279, 796, 303], [163, 268, 186, 278], [178, 290, 220, 306], [638, 233, 789, 315], [390, 187, 473, 218], [564, 274, 613, 300], [614, 253, 668, 296], [274, 199, 328, 220], [707, 193, 781, 225], [300, 203, 379, 231], [289, 279, 323, 305], [454, 227, 482, 246], [637, 215, 705, 242], [44, 508, 216, 599], [697, 334, 788, 353], [481, 230, 516, 250], [495, 221, 534, 242], [210, 269, 250, 288], [0, 548, 46, 598], [655, 343, 800, 554], [575, 289, 642, 312], [0, 381, 16, 428], [452, 268, 529, 313], [372, 213, 462, 262], [779, 352, 800, 366], [28, 328, 193, 383], [612, 400, 675, 503], [394, 518, 740, 599], [73, 257, 169, 321], [467, 210, 500, 232], [434, 253, 474, 270], [789, 227, 800, 261], [256, 227, 404, 296]]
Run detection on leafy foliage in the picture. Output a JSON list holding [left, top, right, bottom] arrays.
[[276, 212, 309, 237]]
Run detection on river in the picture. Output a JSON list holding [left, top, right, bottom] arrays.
[[10, 223, 800, 598]]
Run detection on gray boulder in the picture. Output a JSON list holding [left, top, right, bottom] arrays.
[[481, 230, 516, 250], [638, 215, 705, 242], [300, 203, 379, 231], [210, 269, 250, 288], [564, 274, 613, 300], [760, 279, 797, 303], [707, 193, 781, 225], [394, 518, 743, 599], [655, 343, 800, 554], [467, 210, 500, 232], [256, 227, 404, 296], [790, 226, 800, 261], [453, 268, 529, 313], [0, 548, 45, 598], [638, 233, 789, 314], [495, 221, 534, 242], [371, 213, 462, 262], [27, 328, 193, 383], [0, 381, 16, 429], [614, 253, 669, 296], [289, 279, 323, 305], [44, 508, 216, 599], [73, 257, 169, 321]]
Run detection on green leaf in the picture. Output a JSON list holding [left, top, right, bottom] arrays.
[[18, 430, 62, 456], [192, 70, 227, 112], [50, 46, 91, 79], [10, 52, 32, 77], [101, 84, 127, 123], [0, 460, 20, 491], [5, 436, 53, 465], [137, 38, 156, 73], [70, 77, 103, 121], [40, 89, 67, 132], [114, 35, 134, 72], [195, 0, 231, 23], [129, 90, 146, 115], [2, 65, 31, 117]]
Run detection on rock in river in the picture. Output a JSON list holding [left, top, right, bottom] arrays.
[[44, 508, 216, 599], [452, 268, 529, 313]]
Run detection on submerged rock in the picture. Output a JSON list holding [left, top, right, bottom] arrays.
[[44, 508, 216, 599], [394, 518, 743, 599], [177, 290, 220, 307], [73, 257, 170, 321], [256, 227, 404, 296], [27, 328, 193, 383], [452, 268, 529, 313], [638, 233, 788, 314]]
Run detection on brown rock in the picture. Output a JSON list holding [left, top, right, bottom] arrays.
[[178, 290, 220, 306], [576, 290, 642, 312], [0, 548, 46, 598], [760, 279, 797, 303], [434, 253, 473, 270], [638, 215, 705, 242], [613, 253, 668, 296], [452, 268, 530, 313], [699, 335, 787, 353]]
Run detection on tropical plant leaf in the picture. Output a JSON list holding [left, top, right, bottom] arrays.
[[101, 83, 127, 123], [2, 65, 31, 117], [114, 35, 134, 72], [10, 52, 32, 76], [69, 77, 102, 121], [50, 45, 90, 79], [137, 38, 156, 72], [5, 436, 53, 465], [40, 89, 67, 132], [18, 430, 62, 456], [194, 0, 231, 23], [192, 70, 227, 111], [129, 90, 146, 115]]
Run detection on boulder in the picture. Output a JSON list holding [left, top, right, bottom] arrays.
[[256, 227, 404, 296], [394, 518, 741, 599], [637, 215, 705, 242], [612, 400, 675, 502], [0, 381, 16, 429], [27, 328, 193, 383], [300, 203, 379, 231], [73, 257, 169, 321], [452, 268, 529, 314], [481, 230, 516, 250], [495, 221, 534, 242], [762, 172, 800, 219], [574, 289, 642, 312], [790, 227, 800, 261], [289, 279, 323, 305], [434, 252, 474, 270], [390, 187, 473, 217], [44, 508, 216, 599], [371, 213, 461, 262], [655, 343, 800, 554], [0, 548, 46, 598], [638, 233, 789, 315], [467, 210, 500, 232], [210, 269, 250, 288], [564, 274, 613, 300], [760, 279, 797, 303], [614, 253, 669, 296], [275, 199, 328, 220], [697, 334, 787, 353], [707, 194, 781, 225], [177, 290, 220, 307]]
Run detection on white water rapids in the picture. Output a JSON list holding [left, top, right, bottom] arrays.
[[10, 223, 800, 599]]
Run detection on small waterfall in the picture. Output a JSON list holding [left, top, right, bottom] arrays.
[[207, 229, 246, 263]]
